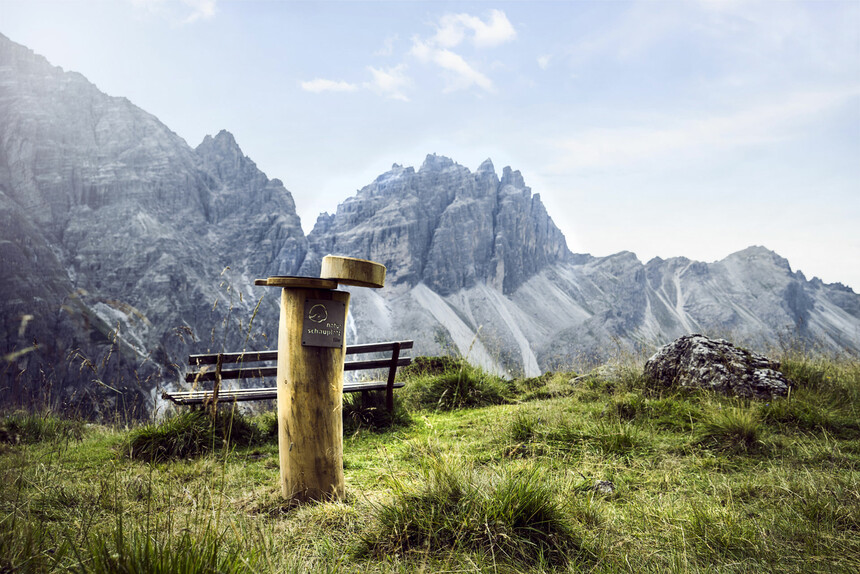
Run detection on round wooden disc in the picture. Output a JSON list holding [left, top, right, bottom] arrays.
[[255, 276, 339, 289], [320, 255, 386, 288]]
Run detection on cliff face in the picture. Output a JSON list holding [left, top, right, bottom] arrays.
[[0, 34, 306, 413], [300, 155, 570, 295]]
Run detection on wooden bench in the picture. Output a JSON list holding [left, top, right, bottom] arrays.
[[162, 340, 413, 411]]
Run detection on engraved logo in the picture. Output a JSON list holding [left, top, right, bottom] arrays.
[[308, 304, 328, 323]]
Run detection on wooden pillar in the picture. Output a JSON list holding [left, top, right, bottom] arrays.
[[276, 286, 350, 502], [257, 256, 385, 504]]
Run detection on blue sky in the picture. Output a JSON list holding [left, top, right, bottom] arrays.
[[4, 0, 859, 289]]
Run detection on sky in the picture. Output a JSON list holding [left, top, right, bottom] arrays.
[[3, 0, 859, 290]]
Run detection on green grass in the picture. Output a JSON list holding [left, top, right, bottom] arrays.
[[1, 351, 859, 572], [0, 410, 86, 445], [399, 356, 513, 410], [342, 390, 411, 433], [363, 459, 590, 568], [123, 408, 264, 462]]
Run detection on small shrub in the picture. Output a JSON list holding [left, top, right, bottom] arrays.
[[758, 393, 860, 440], [516, 371, 555, 392], [400, 359, 512, 411], [518, 372, 577, 401], [591, 419, 644, 456], [0, 410, 86, 445], [780, 353, 860, 407], [124, 409, 260, 462]]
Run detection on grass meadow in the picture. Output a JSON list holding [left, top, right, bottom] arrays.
[[1, 350, 858, 573]]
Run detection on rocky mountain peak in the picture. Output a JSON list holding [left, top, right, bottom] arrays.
[[725, 245, 792, 272], [500, 166, 526, 189], [420, 153, 458, 172], [196, 129, 242, 159], [300, 156, 570, 294], [477, 158, 496, 175]]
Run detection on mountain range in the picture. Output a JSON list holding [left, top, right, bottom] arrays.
[[1, 33, 858, 414]]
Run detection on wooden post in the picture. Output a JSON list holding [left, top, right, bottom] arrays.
[[276, 286, 350, 502], [257, 256, 385, 504]]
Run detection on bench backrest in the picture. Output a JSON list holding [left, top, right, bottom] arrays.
[[186, 340, 414, 383]]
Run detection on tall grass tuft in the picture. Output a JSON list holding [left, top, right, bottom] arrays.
[[123, 408, 260, 462], [71, 523, 263, 574], [770, 352, 860, 439], [0, 410, 86, 445], [697, 405, 763, 453], [0, 509, 63, 572], [364, 459, 590, 567], [399, 357, 512, 411]]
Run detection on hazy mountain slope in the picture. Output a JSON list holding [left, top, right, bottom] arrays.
[[0, 34, 305, 412]]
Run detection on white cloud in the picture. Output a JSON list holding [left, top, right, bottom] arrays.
[[433, 49, 494, 93], [435, 9, 516, 49], [374, 34, 398, 57], [365, 65, 411, 101], [182, 0, 216, 23], [549, 86, 860, 172], [130, 0, 216, 24], [300, 78, 359, 93], [410, 9, 513, 94], [537, 54, 551, 70]]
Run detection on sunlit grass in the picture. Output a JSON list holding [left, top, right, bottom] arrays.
[[1, 348, 858, 572]]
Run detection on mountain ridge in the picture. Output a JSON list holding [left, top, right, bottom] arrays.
[[1, 32, 858, 413]]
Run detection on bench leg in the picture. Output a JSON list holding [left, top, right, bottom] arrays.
[[386, 343, 401, 413]]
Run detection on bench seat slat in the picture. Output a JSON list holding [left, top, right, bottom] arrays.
[[163, 381, 405, 405]]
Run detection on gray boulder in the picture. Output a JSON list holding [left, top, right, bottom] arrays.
[[643, 334, 791, 398]]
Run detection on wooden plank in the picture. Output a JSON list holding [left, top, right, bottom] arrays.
[[187, 340, 414, 365], [163, 381, 405, 405], [260, 276, 339, 289], [186, 357, 412, 381], [345, 340, 414, 354], [186, 366, 276, 382], [343, 357, 411, 372], [189, 350, 277, 365], [321, 256, 386, 288]]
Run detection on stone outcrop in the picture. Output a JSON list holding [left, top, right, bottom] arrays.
[[643, 334, 791, 398]]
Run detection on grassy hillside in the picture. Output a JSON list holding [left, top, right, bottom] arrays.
[[1, 351, 858, 573]]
